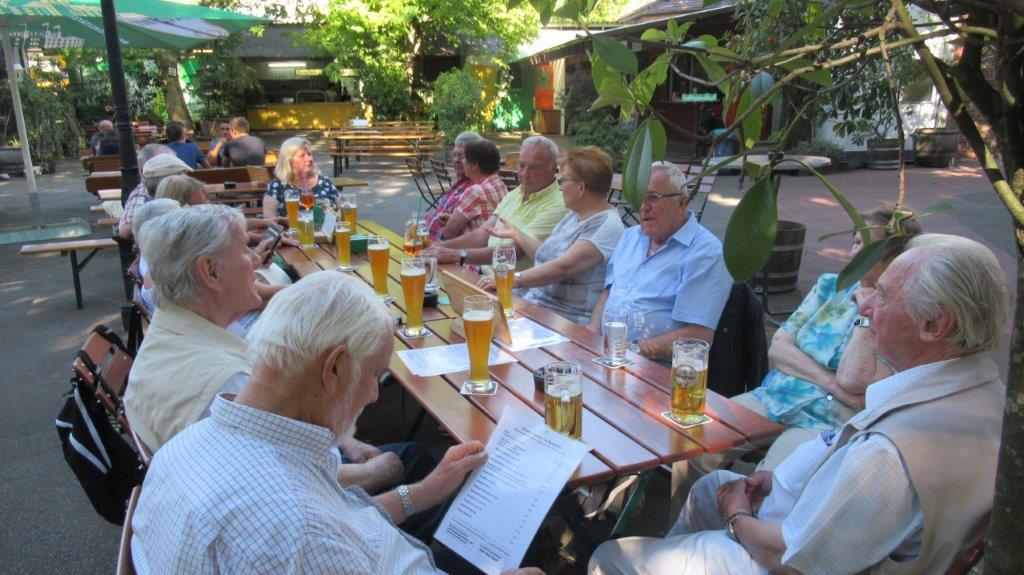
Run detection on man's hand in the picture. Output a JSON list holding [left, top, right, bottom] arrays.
[[717, 478, 753, 519], [338, 437, 381, 463], [251, 237, 275, 265], [421, 245, 461, 264], [338, 451, 404, 494], [477, 275, 497, 292], [744, 470, 773, 515], [437, 213, 451, 225], [416, 441, 487, 504]]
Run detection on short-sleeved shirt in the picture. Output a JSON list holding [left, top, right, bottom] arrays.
[[166, 141, 205, 170], [223, 135, 267, 167], [604, 212, 732, 338], [118, 182, 149, 234], [265, 175, 339, 217], [452, 173, 507, 236], [426, 176, 473, 240], [487, 180, 567, 270], [524, 209, 625, 325]]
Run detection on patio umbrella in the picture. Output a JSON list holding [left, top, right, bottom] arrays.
[[1, 0, 267, 231]]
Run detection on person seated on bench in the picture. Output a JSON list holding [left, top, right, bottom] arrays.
[[206, 119, 232, 167], [221, 116, 266, 168], [589, 234, 1008, 575], [424, 135, 567, 271], [90, 119, 113, 156], [117, 146, 185, 239], [424, 131, 483, 241], [262, 136, 340, 219], [164, 120, 209, 170], [438, 139, 507, 241], [155, 174, 209, 206]]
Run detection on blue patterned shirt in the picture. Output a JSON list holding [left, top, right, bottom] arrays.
[[265, 175, 340, 217]]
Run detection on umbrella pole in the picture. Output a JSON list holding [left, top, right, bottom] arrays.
[[1, 29, 43, 228], [100, 0, 141, 207]]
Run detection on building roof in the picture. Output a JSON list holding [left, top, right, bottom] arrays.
[[232, 25, 314, 59], [619, 0, 710, 23]]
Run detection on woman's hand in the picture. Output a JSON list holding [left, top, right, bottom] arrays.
[[484, 216, 521, 243], [421, 245, 461, 264], [477, 275, 497, 292]]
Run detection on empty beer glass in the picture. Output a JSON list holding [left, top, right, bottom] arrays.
[[463, 295, 495, 394], [492, 243, 517, 319], [401, 258, 427, 337], [334, 221, 355, 272], [669, 339, 711, 425], [544, 362, 583, 439], [600, 309, 629, 367], [368, 235, 393, 304], [423, 257, 439, 294]]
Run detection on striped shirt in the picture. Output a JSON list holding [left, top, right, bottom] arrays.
[[426, 176, 473, 240], [117, 182, 148, 235], [131, 395, 443, 575], [453, 173, 507, 234]]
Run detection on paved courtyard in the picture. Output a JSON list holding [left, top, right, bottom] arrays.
[[0, 132, 1016, 573]]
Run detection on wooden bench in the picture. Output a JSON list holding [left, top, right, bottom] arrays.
[[85, 165, 274, 197], [20, 238, 119, 308], [330, 134, 443, 175]]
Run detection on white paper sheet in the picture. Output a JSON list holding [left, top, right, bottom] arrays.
[[500, 317, 570, 352], [321, 210, 337, 236], [396, 343, 517, 377], [434, 408, 591, 575]]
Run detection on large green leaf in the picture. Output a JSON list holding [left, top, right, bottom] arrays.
[[529, 0, 556, 24], [666, 19, 693, 43], [629, 52, 670, 107], [739, 86, 763, 149], [591, 54, 609, 92], [622, 121, 654, 210], [693, 53, 726, 84], [590, 81, 633, 111], [593, 36, 638, 76], [838, 236, 893, 290], [723, 176, 778, 282], [778, 58, 833, 87], [649, 118, 667, 161], [641, 28, 670, 42], [553, 0, 582, 21]]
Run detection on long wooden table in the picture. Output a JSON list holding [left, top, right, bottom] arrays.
[[276, 219, 782, 493]]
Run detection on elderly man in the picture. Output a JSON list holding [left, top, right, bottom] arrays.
[[589, 233, 1008, 575], [117, 148, 189, 239], [587, 162, 732, 360], [131, 271, 543, 575], [424, 135, 567, 270], [90, 119, 114, 155]]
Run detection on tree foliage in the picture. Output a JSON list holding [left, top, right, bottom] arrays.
[[430, 69, 486, 142]]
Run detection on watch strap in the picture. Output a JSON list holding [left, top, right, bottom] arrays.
[[458, 250, 468, 266], [397, 484, 417, 517], [726, 510, 755, 539]]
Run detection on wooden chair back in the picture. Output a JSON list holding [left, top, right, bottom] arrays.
[[116, 485, 141, 575], [189, 166, 253, 185], [504, 152, 520, 169], [428, 158, 452, 193]]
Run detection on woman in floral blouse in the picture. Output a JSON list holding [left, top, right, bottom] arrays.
[[263, 137, 339, 219]]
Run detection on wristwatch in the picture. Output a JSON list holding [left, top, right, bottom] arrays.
[[854, 315, 871, 328], [397, 484, 417, 517], [458, 249, 468, 266], [513, 271, 522, 288], [726, 510, 755, 540]]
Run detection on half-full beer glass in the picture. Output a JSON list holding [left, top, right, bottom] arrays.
[[339, 193, 358, 228], [463, 295, 495, 394], [492, 244, 517, 319], [368, 235, 393, 304], [669, 339, 710, 425], [544, 362, 583, 439], [296, 210, 315, 248], [334, 221, 356, 272], [600, 309, 629, 366], [401, 258, 427, 337], [285, 190, 300, 232]]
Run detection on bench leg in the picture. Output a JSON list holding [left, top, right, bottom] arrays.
[[68, 248, 101, 310]]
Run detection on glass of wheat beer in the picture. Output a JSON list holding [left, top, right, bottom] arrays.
[[368, 235, 393, 304], [339, 192, 358, 228], [544, 362, 583, 439], [334, 221, 356, 272], [492, 243, 517, 318], [401, 258, 427, 337], [669, 338, 710, 425], [463, 295, 495, 394]]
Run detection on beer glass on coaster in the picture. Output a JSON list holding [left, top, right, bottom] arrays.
[[544, 362, 583, 440], [333, 221, 356, 272], [368, 235, 394, 304], [462, 295, 496, 395], [664, 338, 711, 427], [595, 308, 633, 368], [492, 243, 517, 319], [339, 193, 358, 228], [401, 258, 428, 338]]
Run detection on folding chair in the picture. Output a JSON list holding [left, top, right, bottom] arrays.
[[73, 325, 134, 432], [607, 189, 639, 227], [405, 157, 442, 210], [116, 485, 141, 575], [428, 158, 452, 193]]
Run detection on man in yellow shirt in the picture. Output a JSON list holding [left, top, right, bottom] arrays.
[[424, 136, 567, 270]]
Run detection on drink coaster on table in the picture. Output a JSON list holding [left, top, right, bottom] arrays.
[[460, 381, 498, 396], [593, 356, 635, 368], [661, 412, 712, 429]]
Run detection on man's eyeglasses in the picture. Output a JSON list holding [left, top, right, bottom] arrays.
[[557, 177, 578, 187], [641, 191, 687, 203]]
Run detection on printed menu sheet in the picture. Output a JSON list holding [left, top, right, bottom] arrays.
[[501, 317, 570, 352], [396, 343, 516, 377], [434, 408, 590, 574]]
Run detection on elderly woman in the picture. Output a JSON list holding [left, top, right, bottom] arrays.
[[155, 174, 208, 206], [262, 136, 339, 219], [117, 144, 183, 239], [441, 139, 508, 240], [479, 146, 624, 325], [424, 131, 484, 241]]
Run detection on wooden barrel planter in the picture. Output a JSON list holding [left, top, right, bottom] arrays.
[[753, 220, 806, 294], [914, 128, 959, 167], [867, 138, 901, 170]]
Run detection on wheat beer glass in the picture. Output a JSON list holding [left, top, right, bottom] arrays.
[[463, 295, 495, 394], [401, 258, 427, 337], [368, 235, 393, 304], [334, 221, 355, 272], [544, 362, 583, 439], [339, 193, 358, 228], [669, 339, 710, 425], [423, 257, 439, 294], [296, 210, 315, 248], [492, 243, 517, 319], [285, 190, 300, 233], [600, 309, 629, 366]]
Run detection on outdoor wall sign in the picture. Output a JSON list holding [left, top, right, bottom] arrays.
[[681, 92, 718, 103]]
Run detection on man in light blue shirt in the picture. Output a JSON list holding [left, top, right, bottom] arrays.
[[588, 162, 732, 361]]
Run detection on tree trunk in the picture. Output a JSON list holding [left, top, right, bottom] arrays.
[[154, 50, 192, 128]]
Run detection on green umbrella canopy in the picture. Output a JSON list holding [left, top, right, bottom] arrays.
[[1, 0, 267, 50]]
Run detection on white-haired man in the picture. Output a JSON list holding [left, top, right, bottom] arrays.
[[587, 162, 732, 362], [131, 271, 544, 575], [90, 119, 114, 155], [589, 233, 1008, 575], [424, 135, 567, 270], [116, 143, 178, 238]]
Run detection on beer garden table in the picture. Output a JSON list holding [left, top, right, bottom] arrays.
[[276, 218, 782, 539]]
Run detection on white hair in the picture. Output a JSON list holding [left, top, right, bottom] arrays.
[[651, 162, 691, 198], [275, 136, 318, 185], [133, 199, 181, 249], [245, 271, 393, 381], [454, 131, 484, 148], [520, 135, 559, 168], [138, 204, 244, 308], [901, 233, 1008, 352]]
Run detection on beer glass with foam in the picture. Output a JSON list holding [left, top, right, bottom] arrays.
[[368, 235, 393, 304], [339, 193, 358, 229], [492, 243, 517, 319], [285, 190, 300, 233], [401, 258, 427, 337], [544, 362, 583, 439], [669, 339, 710, 425], [462, 295, 495, 394], [334, 221, 355, 271], [296, 210, 315, 248]]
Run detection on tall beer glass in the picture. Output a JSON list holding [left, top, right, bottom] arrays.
[[544, 362, 583, 439], [669, 339, 710, 425], [334, 221, 355, 272], [285, 190, 300, 232], [401, 258, 427, 337], [368, 235, 394, 304], [296, 210, 315, 248], [339, 193, 358, 229], [492, 243, 517, 319], [423, 257, 439, 294], [463, 295, 495, 394], [600, 309, 629, 366]]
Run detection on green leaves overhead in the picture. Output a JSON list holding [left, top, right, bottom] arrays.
[[649, 118, 667, 161], [593, 36, 638, 76], [630, 53, 670, 108], [837, 236, 892, 291], [737, 86, 762, 149], [621, 120, 655, 210], [778, 58, 833, 87], [723, 176, 778, 282], [529, 0, 556, 24]]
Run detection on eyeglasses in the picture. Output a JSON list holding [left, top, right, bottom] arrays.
[[641, 191, 687, 203], [557, 176, 578, 187]]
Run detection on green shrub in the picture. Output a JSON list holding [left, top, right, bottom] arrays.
[[431, 69, 485, 144], [361, 61, 412, 120], [561, 88, 630, 170], [786, 138, 845, 165], [0, 78, 83, 165]]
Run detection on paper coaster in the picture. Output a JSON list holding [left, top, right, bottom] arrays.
[[593, 356, 636, 368], [661, 412, 712, 429], [460, 381, 498, 396], [399, 328, 430, 339]]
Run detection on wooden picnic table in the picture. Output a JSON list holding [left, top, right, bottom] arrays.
[[96, 178, 368, 202], [277, 219, 782, 491]]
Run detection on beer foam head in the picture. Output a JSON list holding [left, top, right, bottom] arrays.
[[463, 309, 494, 321], [368, 243, 389, 251], [401, 269, 426, 277]]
